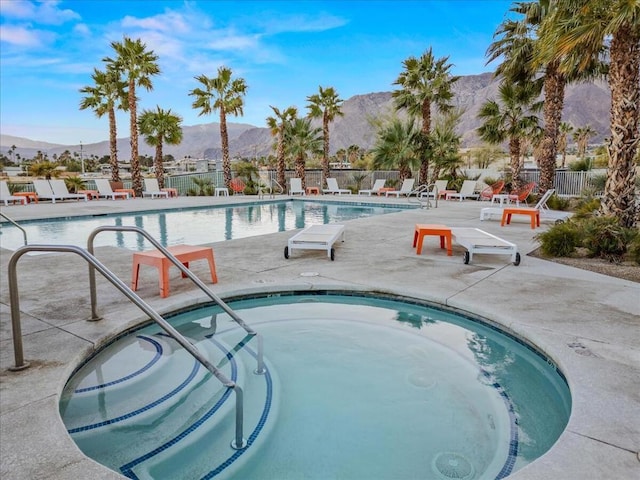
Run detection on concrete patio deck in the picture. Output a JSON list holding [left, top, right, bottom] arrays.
[[1, 194, 638, 479]]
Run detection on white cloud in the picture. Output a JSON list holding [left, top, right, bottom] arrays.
[[261, 13, 348, 35], [0, 24, 54, 47], [0, 0, 80, 25], [73, 23, 91, 36], [207, 33, 259, 51]]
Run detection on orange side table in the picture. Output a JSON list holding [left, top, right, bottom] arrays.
[[132, 245, 218, 298], [78, 190, 99, 200], [13, 192, 36, 204], [378, 187, 395, 196], [162, 187, 178, 197], [115, 188, 136, 198], [413, 224, 453, 256], [306, 186, 320, 195], [501, 208, 540, 229]]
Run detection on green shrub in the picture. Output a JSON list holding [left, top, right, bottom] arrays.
[[546, 194, 571, 211], [628, 235, 640, 265], [581, 216, 637, 262], [536, 221, 582, 257], [573, 198, 601, 219]]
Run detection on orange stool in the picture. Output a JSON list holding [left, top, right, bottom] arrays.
[[306, 186, 320, 195], [132, 245, 217, 298], [115, 188, 136, 198], [501, 208, 540, 229], [413, 224, 453, 256], [162, 187, 178, 197], [13, 192, 37, 204]]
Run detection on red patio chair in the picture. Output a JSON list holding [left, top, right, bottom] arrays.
[[230, 178, 246, 195], [508, 182, 536, 206], [480, 180, 505, 201]]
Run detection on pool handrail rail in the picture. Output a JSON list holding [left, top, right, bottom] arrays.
[[0, 211, 28, 246], [408, 183, 437, 209], [86, 225, 257, 337], [7, 243, 247, 449]]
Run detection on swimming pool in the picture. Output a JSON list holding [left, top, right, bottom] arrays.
[[0, 200, 408, 251], [59, 292, 571, 480]]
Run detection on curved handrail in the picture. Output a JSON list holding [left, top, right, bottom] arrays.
[[86, 226, 255, 336], [0, 211, 28, 245], [407, 183, 438, 209], [7, 243, 247, 449]]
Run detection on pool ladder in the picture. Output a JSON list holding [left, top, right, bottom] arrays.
[[7, 225, 263, 450], [408, 183, 438, 209]]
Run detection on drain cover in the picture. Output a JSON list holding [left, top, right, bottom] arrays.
[[432, 452, 475, 479], [299, 272, 319, 277]]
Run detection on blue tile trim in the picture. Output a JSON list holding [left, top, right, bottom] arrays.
[[119, 337, 238, 478], [480, 369, 519, 480], [200, 344, 273, 479], [68, 356, 200, 434], [74, 336, 162, 393]]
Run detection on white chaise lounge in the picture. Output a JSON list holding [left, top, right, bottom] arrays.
[[284, 224, 345, 261]]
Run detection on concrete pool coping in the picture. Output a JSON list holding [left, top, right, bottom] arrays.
[[1, 194, 638, 479]]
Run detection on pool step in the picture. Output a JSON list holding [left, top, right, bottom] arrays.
[[61, 330, 275, 480]]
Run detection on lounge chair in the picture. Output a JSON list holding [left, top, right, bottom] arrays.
[[480, 188, 572, 223], [508, 181, 536, 206], [323, 178, 351, 195], [479, 180, 505, 201], [446, 180, 479, 201], [230, 178, 246, 195], [284, 224, 346, 261], [34, 179, 87, 203], [94, 179, 130, 200], [420, 179, 449, 199], [49, 179, 88, 202], [385, 178, 415, 197], [289, 178, 305, 196], [0, 180, 27, 205], [143, 178, 170, 199], [359, 178, 386, 196]]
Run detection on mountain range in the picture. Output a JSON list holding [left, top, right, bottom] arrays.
[[1, 72, 610, 162]]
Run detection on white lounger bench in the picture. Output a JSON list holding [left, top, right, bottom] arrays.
[[451, 227, 521, 266], [284, 224, 345, 261]]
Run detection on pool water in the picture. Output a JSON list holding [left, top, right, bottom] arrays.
[[0, 200, 407, 251], [59, 293, 571, 480]]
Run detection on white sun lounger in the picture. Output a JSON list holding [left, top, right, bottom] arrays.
[[284, 224, 345, 261], [451, 227, 520, 266]]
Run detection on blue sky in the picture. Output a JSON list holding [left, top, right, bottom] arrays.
[[1, 0, 512, 145]]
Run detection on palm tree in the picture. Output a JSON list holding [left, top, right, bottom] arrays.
[[558, 121, 573, 168], [266, 105, 297, 189], [79, 66, 127, 182], [537, 0, 640, 227], [306, 86, 344, 186], [189, 66, 247, 190], [284, 117, 323, 189], [392, 47, 459, 185], [104, 36, 160, 197], [430, 110, 464, 180], [371, 118, 420, 182], [573, 125, 597, 159], [477, 81, 541, 189], [138, 107, 183, 188], [488, 1, 603, 194]]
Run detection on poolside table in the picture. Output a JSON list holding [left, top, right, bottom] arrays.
[[132, 244, 218, 298], [413, 224, 452, 256]]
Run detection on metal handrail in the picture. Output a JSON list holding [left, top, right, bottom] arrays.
[[7, 244, 247, 449], [86, 226, 255, 335], [407, 184, 437, 209], [0, 212, 28, 245]]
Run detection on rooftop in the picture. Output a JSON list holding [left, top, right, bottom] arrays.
[[1, 194, 638, 479]]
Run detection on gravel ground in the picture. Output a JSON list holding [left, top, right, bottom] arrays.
[[530, 248, 640, 283]]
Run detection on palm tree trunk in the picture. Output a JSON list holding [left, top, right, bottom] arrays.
[[276, 130, 286, 188], [220, 108, 232, 189], [539, 64, 566, 194], [601, 26, 640, 228], [154, 137, 164, 188], [129, 82, 142, 197], [322, 116, 330, 187], [295, 156, 306, 189], [419, 100, 432, 185], [108, 107, 121, 182], [510, 137, 522, 190]]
